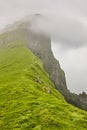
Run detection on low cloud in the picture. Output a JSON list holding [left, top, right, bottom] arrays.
[[30, 13, 87, 49], [1, 0, 87, 49]]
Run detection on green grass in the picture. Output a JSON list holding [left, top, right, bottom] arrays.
[[0, 40, 87, 130]]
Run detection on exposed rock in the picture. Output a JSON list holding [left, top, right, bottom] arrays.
[[65, 92, 87, 111], [34, 75, 43, 84], [23, 28, 68, 95], [42, 86, 52, 94]]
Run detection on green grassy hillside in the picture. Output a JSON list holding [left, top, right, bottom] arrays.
[[0, 39, 87, 130]]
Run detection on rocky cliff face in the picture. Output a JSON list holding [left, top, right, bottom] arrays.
[[21, 23, 87, 111], [23, 28, 68, 95]]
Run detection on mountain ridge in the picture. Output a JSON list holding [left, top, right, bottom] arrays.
[[0, 16, 87, 129], [0, 17, 87, 111], [0, 32, 87, 129]]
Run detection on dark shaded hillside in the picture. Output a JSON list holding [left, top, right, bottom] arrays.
[[65, 92, 87, 111]]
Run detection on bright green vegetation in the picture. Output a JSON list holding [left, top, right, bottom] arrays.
[[0, 40, 87, 130]]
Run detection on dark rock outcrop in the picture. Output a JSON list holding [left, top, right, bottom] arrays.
[[65, 92, 87, 111]]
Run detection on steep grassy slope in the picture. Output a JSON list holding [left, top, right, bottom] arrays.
[[0, 40, 87, 130]]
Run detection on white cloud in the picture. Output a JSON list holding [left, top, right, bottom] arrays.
[[31, 14, 87, 48]]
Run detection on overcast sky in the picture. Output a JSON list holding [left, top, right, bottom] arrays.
[[0, 0, 87, 93]]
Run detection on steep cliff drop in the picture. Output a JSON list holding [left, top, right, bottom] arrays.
[[20, 15, 87, 111], [23, 28, 68, 95]]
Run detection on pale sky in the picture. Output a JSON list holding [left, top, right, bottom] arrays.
[[0, 0, 87, 93]]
